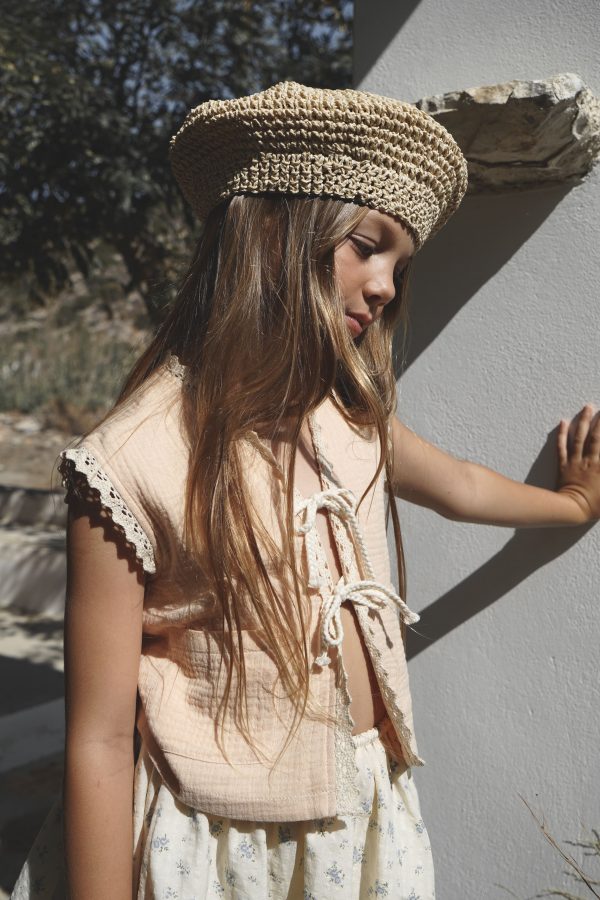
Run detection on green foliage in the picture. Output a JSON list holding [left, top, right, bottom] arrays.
[[0, 0, 353, 323]]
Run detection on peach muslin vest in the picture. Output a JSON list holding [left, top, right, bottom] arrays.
[[58, 355, 424, 822]]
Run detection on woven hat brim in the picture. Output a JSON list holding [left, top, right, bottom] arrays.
[[169, 82, 468, 248]]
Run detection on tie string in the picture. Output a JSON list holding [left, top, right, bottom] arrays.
[[294, 486, 420, 666]]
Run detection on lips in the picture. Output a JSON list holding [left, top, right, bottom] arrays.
[[345, 312, 374, 337], [345, 314, 363, 336]]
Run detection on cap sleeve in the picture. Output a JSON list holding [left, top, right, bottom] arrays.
[[58, 445, 156, 576]]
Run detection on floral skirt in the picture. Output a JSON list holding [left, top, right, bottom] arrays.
[[133, 718, 434, 900], [10, 720, 434, 900]]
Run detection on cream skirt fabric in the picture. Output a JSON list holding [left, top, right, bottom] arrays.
[[132, 721, 434, 899], [10, 722, 434, 899]]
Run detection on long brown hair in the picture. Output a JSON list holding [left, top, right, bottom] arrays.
[[76, 194, 413, 757]]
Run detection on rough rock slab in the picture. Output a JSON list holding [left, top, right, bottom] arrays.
[[0, 485, 66, 530], [416, 73, 600, 191], [0, 527, 66, 615]]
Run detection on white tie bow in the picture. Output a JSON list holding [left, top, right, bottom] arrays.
[[295, 487, 358, 588], [294, 487, 420, 667]]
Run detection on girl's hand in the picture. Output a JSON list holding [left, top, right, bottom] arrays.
[[557, 404, 600, 521]]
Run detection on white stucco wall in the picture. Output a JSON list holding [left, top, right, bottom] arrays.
[[354, 3, 600, 898]]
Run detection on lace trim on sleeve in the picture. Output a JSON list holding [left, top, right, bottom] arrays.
[[58, 447, 156, 576]]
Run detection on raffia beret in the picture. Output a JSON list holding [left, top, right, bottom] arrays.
[[169, 80, 468, 250]]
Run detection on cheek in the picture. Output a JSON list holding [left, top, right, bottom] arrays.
[[332, 247, 359, 298]]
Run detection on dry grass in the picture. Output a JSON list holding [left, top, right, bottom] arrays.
[[0, 322, 143, 432], [517, 796, 600, 900]]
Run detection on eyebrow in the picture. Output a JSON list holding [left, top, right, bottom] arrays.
[[361, 215, 414, 253]]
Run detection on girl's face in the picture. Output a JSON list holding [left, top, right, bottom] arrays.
[[334, 209, 415, 338]]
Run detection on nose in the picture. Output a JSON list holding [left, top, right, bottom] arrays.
[[364, 269, 396, 308]]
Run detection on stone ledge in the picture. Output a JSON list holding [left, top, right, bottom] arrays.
[[416, 73, 600, 191], [0, 529, 66, 615]]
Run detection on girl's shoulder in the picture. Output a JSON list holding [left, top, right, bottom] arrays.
[[96, 354, 185, 443], [57, 357, 187, 576], [62, 362, 180, 474]]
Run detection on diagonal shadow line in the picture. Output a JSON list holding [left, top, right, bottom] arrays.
[[406, 522, 594, 660], [353, 0, 424, 86], [393, 182, 575, 377], [405, 426, 597, 659]]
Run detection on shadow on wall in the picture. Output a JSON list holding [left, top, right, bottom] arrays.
[[353, 0, 424, 86], [403, 390, 595, 660], [396, 181, 574, 372], [393, 179, 590, 657]]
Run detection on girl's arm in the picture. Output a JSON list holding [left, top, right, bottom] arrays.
[[63, 497, 145, 900], [390, 404, 600, 527]]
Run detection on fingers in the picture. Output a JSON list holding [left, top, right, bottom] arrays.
[[588, 409, 600, 460], [557, 418, 569, 468], [564, 404, 600, 461], [572, 404, 594, 460]]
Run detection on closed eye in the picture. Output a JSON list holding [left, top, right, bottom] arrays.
[[350, 234, 410, 284], [350, 236, 374, 258]]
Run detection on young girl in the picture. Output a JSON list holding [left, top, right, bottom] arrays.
[[11, 80, 600, 900]]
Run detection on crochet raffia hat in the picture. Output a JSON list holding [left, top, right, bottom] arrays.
[[169, 80, 468, 250]]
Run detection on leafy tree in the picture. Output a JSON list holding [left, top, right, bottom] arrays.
[[0, 0, 353, 323]]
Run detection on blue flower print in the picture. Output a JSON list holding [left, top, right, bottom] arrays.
[[225, 866, 236, 886], [212, 881, 225, 897], [326, 861, 344, 886], [415, 864, 424, 875], [176, 858, 191, 876], [163, 889, 178, 899], [368, 880, 389, 897], [269, 866, 285, 886], [237, 837, 256, 861], [397, 845, 408, 865], [361, 798, 373, 814], [353, 845, 366, 864], [415, 819, 425, 834], [303, 891, 318, 900], [407, 891, 421, 900], [387, 820, 395, 840], [152, 834, 170, 852]]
